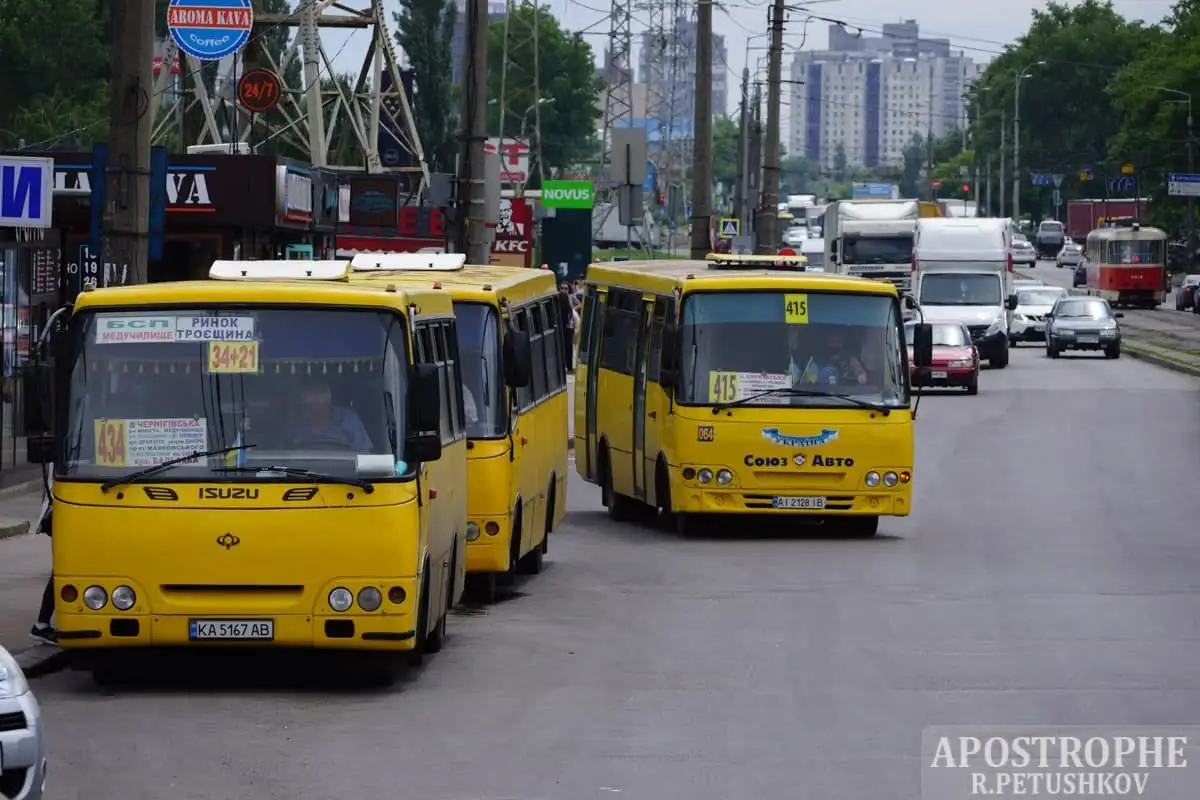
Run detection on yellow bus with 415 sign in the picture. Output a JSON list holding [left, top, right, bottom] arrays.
[[574, 253, 922, 537]]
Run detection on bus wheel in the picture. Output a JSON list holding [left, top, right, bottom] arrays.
[[517, 505, 544, 574], [407, 566, 433, 667], [541, 478, 555, 555], [603, 452, 636, 522], [465, 573, 498, 604], [839, 515, 879, 538], [425, 543, 455, 654]]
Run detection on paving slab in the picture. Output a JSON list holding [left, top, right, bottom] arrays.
[[0, 487, 65, 676]]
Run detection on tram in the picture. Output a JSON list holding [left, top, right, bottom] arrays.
[[1083, 223, 1167, 309]]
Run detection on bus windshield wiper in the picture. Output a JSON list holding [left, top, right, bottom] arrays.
[[100, 444, 257, 493], [713, 387, 891, 415], [212, 465, 374, 493]]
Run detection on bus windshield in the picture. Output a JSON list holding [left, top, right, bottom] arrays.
[[920, 273, 1002, 306], [453, 301, 505, 437], [61, 308, 409, 481], [842, 235, 913, 265], [677, 291, 908, 407]]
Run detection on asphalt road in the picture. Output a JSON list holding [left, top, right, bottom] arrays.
[[28, 347, 1200, 800]]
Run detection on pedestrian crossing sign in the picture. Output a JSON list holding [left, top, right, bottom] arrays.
[[718, 218, 740, 238]]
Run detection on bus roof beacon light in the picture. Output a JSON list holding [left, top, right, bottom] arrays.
[[349, 253, 467, 272], [209, 260, 352, 281]]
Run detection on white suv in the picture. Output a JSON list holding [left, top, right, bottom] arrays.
[[0, 646, 46, 800]]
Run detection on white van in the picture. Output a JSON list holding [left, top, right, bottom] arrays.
[[800, 237, 825, 271], [913, 218, 1013, 368]]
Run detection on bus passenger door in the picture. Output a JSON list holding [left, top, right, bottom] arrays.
[[632, 299, 653, 499], [583, 287, 604, 480]]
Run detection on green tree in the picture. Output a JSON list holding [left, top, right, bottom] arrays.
[[0, 0, 110, 147], [780, 155, 820, 194], [972, 0, 1158, 218], [395, 0, 458, 170], [712, 116, 739, 187], [1108, 0, 1200, 233], [486, 3, 603, 174], [833, 142, 848, 182], [900, 134, 926, 199]]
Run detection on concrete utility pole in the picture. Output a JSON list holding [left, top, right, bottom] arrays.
[[737, 67, 751, 234], [1157, 87, 1195, 264], [104, 0, 155, 285], [457, 0, 491, 263], [999, 106, 1006, 218], [756, 0, 784, 254], [1012, 62, 1044, 221], [689, 0, 714, 258]]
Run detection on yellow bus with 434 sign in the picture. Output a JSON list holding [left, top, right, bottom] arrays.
[[574, 253, 930, 537]]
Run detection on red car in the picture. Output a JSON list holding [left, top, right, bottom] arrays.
[[905, 321, 980, 395]]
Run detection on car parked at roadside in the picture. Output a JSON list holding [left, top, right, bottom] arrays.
[[1175, 274, 1200, 310]]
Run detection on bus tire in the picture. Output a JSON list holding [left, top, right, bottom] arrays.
[[654, 457, 677, 531], [424, 553, 452, 654], [602, 449, 636, 522], [542, 476, 555, 554], [840, 515, 880, 538], [407, 560, 432, 667], [465, 573, 498, 604], [517, 504, 544, 575]]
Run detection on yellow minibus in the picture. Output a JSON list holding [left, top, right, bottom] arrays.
[[349, 254, 569, 602], [575, 253, 932, 537], [24, 260, 466, 683]]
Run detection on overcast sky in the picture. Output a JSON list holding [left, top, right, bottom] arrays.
[[321, 0, 1176, 117]]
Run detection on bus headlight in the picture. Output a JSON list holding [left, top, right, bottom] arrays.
[[328, 587, 353, 612], [882, 471, 899, 487], [466, 522, 481, 542], [357, 587, 383, 612], [864, 471, 881, 487], [697, 468, 714, 484], [111, 585, 136, 611], [716, 469, 733, 485], [83, 585, 108, 610]]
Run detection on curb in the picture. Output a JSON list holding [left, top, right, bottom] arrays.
[[1121, 340, 1200, 377], [13, 643, 70, 678], [0, 519, 30, 541]]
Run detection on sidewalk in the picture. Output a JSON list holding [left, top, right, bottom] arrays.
[[0, 485, 55, 669]]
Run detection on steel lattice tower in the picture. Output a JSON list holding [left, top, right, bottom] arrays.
[[494, 1, 544, 190], [598, 0, 633, 180], [148, 0, 429, 189]]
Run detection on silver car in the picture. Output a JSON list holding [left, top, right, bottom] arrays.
[[1056, 243, 1085, 267], [1008, 286, 1068, 344], [1010, 238, 1037, 266], [1046, 296, 1123, 359], [0, 646, 46, 800]]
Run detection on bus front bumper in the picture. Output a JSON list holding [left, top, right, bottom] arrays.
[[465, 514, 513, 573], [673, 487, 910, 517]]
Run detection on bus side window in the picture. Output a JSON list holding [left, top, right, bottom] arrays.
[[541, 298, 564, 390], [578, 285, 598, 366], [600, 288, 639, 375], [430, 323, 453, 443], [440, 320, 464, 440], [529, 303, 549, 400], [647, 299, 666, 383], [512, 308, 534, 410]]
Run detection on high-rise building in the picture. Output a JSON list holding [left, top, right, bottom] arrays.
[[787, 22, 980, 172], [449, 1, 508, 86], [637, 16, 728, 123]]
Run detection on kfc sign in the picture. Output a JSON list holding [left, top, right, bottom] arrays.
[[490, 197, 532, 267], [485, 138, 530, 184]]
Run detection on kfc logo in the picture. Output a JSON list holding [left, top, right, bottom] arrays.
[[493, 240, 529, 253], [496, 198, 524, 237]]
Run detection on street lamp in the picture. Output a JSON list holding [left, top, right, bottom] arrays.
[[1012, 60, 1046, 220], [1155, 86, 1194, 263]]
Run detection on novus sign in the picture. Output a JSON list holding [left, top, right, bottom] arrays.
[[0, 155, 54, 229], [540, 180, 594, 210]]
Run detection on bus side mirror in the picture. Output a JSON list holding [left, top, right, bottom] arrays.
[[27, 434, 56, 464], [830, 240, 840, 264], [903, 295, 918, 310], [502, 329, 532, 388], [912, 323, 934, 368], [405, 432, 442, 463], [1004, 294, 1018, 310], [658, 324, 680, 388], [412, 363, 442, 432], [22, 361, 54, 436]]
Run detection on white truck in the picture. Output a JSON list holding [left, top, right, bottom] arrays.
[[912, 217, 1014, 369], [825, 199, 921, 292]]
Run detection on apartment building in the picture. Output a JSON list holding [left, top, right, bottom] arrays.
[[788, 22, 980, 171]]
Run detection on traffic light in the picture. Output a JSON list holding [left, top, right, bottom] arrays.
[[962, 184, 970, 194], [656, 191, 664, 206]]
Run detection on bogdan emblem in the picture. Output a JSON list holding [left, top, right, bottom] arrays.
[[761, 428, 838, 448]]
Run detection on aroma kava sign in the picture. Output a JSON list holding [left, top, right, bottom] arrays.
[[541, 181, 594, 209]]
